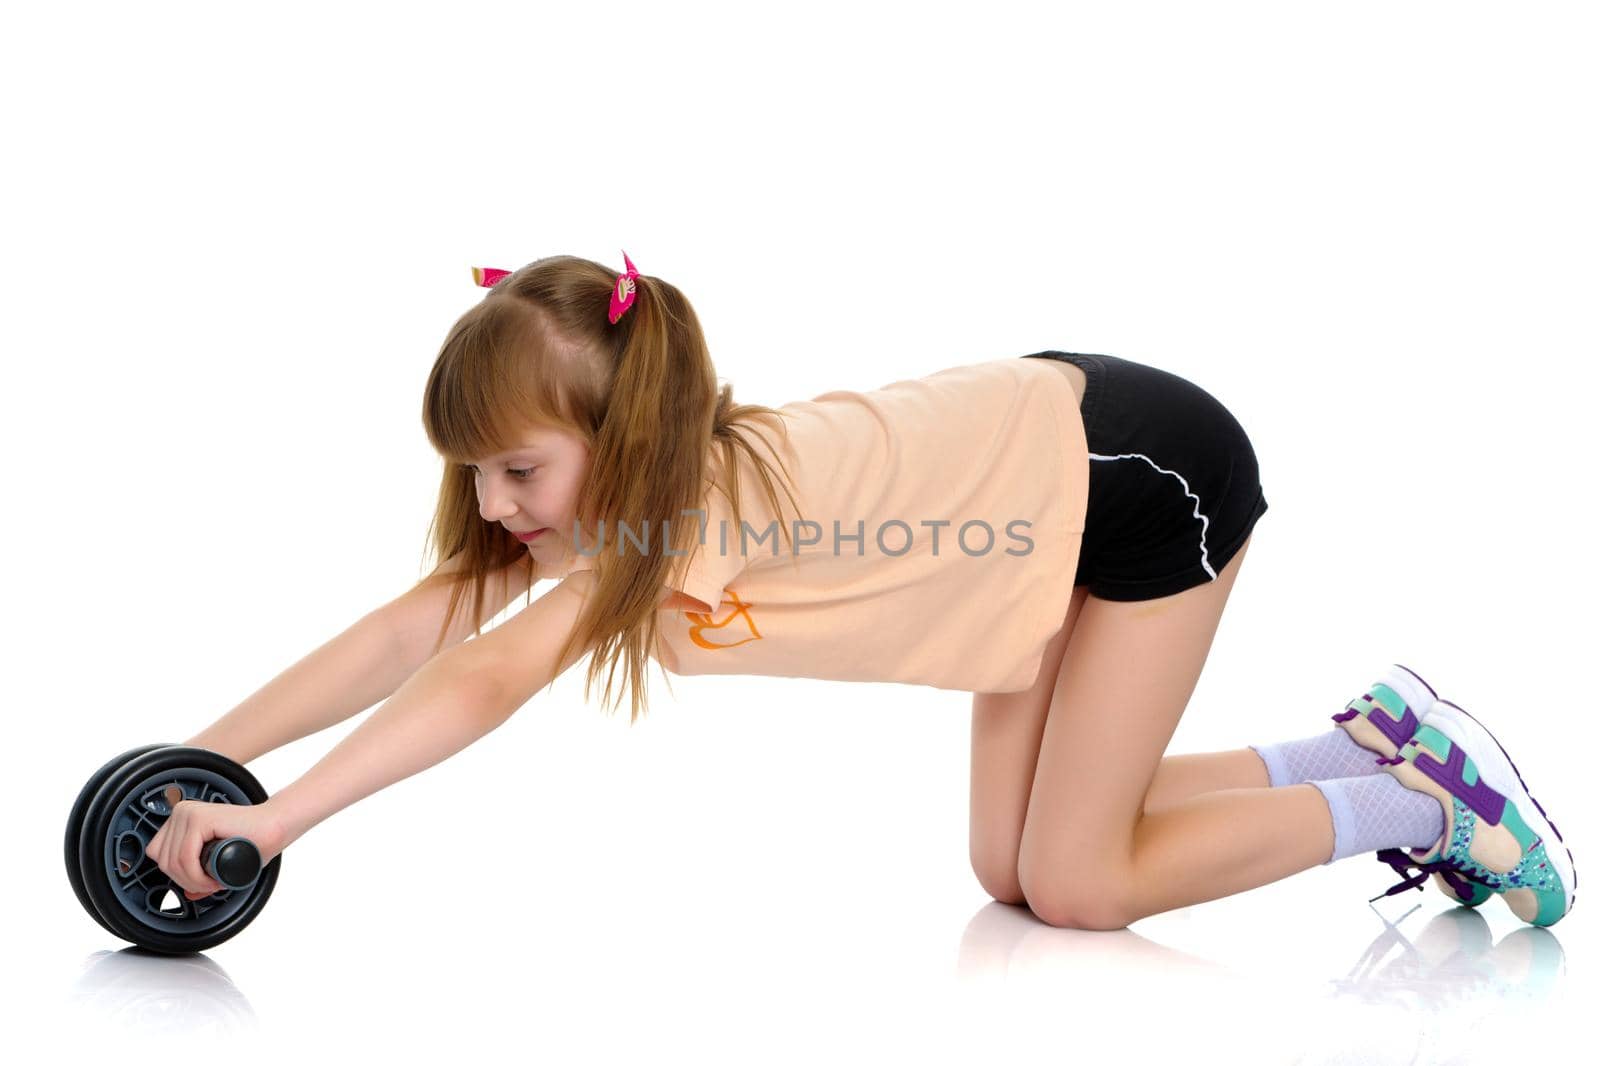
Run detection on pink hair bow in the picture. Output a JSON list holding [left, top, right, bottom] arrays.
[[608, 250, 640, 324]]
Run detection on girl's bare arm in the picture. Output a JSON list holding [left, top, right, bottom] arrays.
[[267, 572, 596, 848], [183, 555, 534, 765]]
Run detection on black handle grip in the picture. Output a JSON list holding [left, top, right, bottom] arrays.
[[199, 836, 263, 891]]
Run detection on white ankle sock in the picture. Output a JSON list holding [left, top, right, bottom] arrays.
[[1250, 727, 1386, 788], [1307, 774, 1445, 865]]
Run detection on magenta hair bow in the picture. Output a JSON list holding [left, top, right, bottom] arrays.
[[607, 250, 640, 324], [471, 266, 512, 288]]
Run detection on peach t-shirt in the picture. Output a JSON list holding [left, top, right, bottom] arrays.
[[550, 356, 1089, 694]]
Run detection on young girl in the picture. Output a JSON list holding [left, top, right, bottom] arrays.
[[144, 253, 1577, 930]]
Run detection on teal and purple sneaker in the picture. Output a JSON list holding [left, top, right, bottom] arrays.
[[1330, 662, 1437, 761], [1329, 664, 1496, 910], [1372, 701, 1578, 927]]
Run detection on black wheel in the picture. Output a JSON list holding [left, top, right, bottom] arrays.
[[75, 745, 282, 954], [64, 743, 176, 940]]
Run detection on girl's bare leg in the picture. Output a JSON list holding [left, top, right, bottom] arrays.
[[1015, 536, 1342, 929], [1142, 748, 1270, 817]]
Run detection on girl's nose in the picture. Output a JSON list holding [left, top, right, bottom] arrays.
[[479, 490, 515, 522]]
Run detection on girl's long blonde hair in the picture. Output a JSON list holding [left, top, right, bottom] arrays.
[[416, 254, 802, 723]]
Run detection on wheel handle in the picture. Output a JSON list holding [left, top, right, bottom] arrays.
[[199, 836, 262, 891]]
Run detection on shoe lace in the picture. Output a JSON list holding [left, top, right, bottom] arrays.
[[1368, 847, 1498, 904]]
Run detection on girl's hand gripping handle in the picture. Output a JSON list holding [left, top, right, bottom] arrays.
[[146, 799, 290, 900]]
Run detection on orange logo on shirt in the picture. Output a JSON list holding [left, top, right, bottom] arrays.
[[685, 589, 763, 651]]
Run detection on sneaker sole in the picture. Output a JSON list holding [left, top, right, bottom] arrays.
[[1408, 701, 1577, 925]]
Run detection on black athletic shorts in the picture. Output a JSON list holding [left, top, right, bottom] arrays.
[[1021, 350, 1269, 602]]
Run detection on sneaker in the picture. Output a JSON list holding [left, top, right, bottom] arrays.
[[1372, 704, 1578, 927], [1331, 663, 1437, 759], [1327, 665, 1496, 910]]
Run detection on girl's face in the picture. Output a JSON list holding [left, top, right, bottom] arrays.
[[466, 423, 593, 558]]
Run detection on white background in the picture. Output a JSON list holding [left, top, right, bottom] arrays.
[[5, 1, 1594, 1062]]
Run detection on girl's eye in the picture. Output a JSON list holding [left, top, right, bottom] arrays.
[[461, 464, 534, 480]]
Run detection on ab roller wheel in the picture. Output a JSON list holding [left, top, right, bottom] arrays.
[[64, 744, 281, 954]]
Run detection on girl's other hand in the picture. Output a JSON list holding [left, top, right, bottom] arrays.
[[146, 799, 290, 900]]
